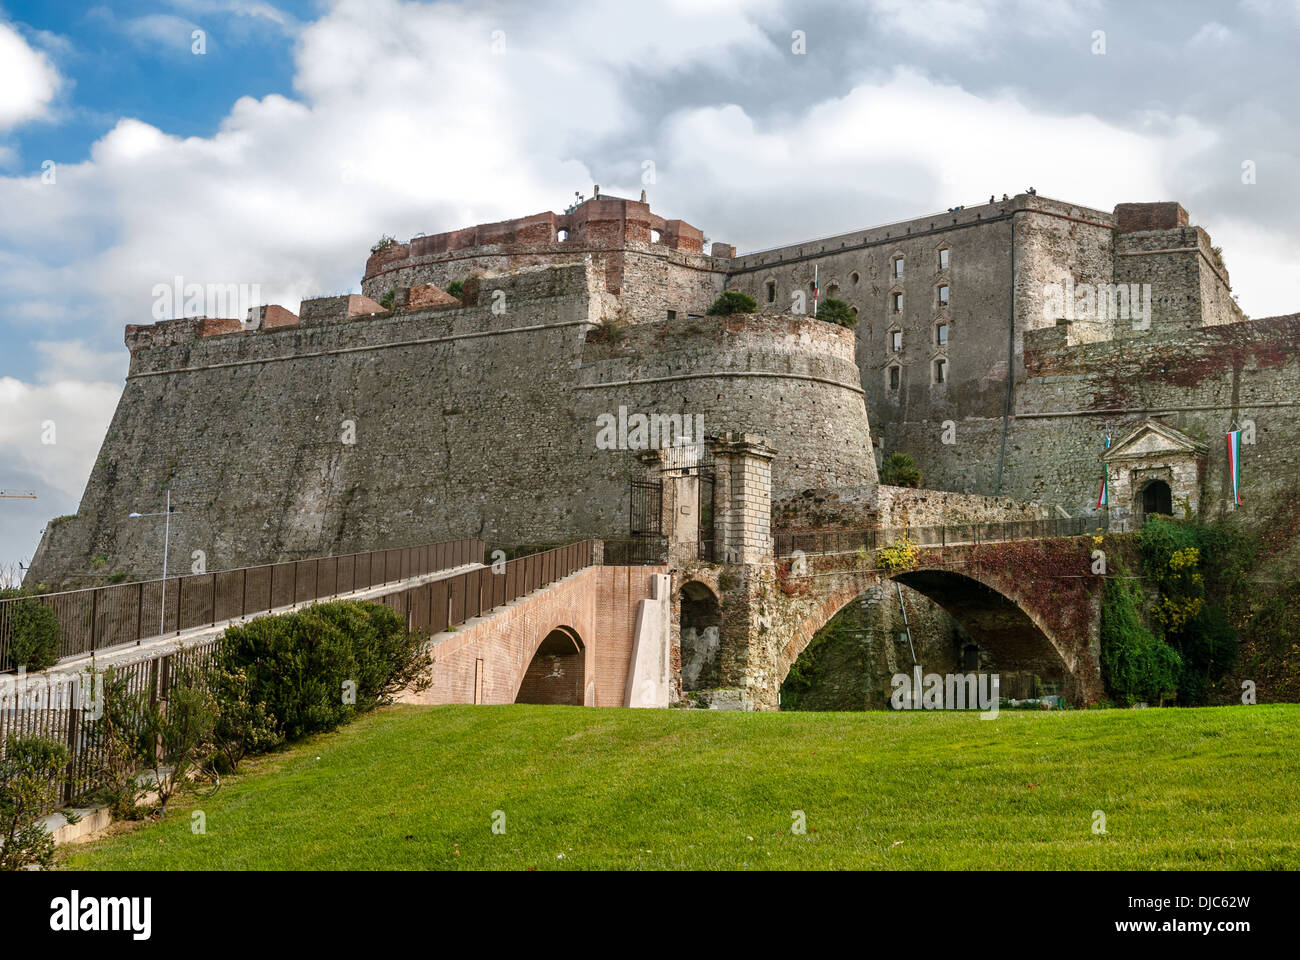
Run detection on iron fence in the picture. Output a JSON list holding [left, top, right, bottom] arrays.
[[388, 540, 602, 636], [602, 537, 669, 566], [1, 538, 483, 672], [774, 516, 1096, 557]]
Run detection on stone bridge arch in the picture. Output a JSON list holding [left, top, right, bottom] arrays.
[[770, 540, 1102, 708]]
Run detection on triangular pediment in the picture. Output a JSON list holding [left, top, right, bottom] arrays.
[[1103, 420, 1207, 462]]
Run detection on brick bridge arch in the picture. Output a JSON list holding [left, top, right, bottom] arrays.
[[770, 539, 1103, 706]]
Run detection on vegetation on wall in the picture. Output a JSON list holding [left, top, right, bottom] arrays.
[[816, 297, 857, 327], [880, 452, 922, 488], [445, 279, 465, 300], [1100, 558, 1181, 706], [706, 290, 758, 315]]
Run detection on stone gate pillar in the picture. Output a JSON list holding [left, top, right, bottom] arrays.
[[706, 432, 775, 564]]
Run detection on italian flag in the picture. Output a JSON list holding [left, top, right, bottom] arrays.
[[1096, 435, 1111, 508], [812, 265, 819, 316], [1227, 429, 1243, 507]]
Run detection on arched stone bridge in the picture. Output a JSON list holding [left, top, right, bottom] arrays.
[[672, 535, 1106, 711]]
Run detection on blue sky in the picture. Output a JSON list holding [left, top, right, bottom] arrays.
[[2, 0, 1299, 579]]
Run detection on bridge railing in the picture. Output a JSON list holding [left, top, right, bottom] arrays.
[[774, 516, 1096, 558], [387, 539, 602, 636], [1, 538, 484, 672]]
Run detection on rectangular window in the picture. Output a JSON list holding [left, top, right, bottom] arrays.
[[936, 323, 948, 345], [890, 330, 902, 352], [938, 284, 949, 307], [935, 359, 946, 384], [667, 310, 677, 320], [939, 248, 949, 270], [766, 282, 776, 303], [893, 257, 904, 278], [891, 292, 903, 313], [889, 366, 900, 390]]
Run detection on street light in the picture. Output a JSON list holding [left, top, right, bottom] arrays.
[[128, 488, 174, 638]]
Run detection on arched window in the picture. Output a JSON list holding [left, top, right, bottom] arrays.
[[557, 229, 569, 242], [850, 271, 861, 285], [650, 229, 661, 243]]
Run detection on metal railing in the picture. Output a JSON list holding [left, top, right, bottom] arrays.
[[602, 537, 669, 566], [1, 538, 484, 672], [383, 540, 602, 635], [774, 516, 1096, 558]]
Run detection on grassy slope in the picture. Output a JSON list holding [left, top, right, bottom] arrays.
[[61, 703, 1300, 870]]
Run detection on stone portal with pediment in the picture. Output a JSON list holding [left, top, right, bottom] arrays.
[[1102, 420, 1208, 526]]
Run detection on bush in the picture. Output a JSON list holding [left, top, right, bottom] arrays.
[[6, 597, 60, 670], [0, 735, 68, 870], [880, 452, 922, 488], [706, 290, 758, 316], [378, 288, 396, 310], [209, 664, 277, 774], [220, 600, 431, 746], [445, 279, 465, 300], [816, 297, 857, 327]]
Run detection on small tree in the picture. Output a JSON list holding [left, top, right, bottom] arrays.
[[880, 452, 922, 488], [141, 666, 218, 814], [706, 290, 758, 316], [7, 597, 60, 670], [816, 297, 857, 327], [0, 735, 68, 870]]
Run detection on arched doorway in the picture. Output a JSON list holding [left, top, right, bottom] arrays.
[[1140, 479, 1173, 523], [515, 628, 585, 705], [679, 581, 722, 691]]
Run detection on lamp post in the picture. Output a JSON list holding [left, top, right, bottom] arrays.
[[129, 488, 174, 638]]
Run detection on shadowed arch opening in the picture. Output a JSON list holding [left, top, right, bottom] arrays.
[[679, 581, 721, 691], [890, 569, 1069, 691], [515, 626, 585, 705]]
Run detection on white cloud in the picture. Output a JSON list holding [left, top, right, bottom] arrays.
[[0, 377, 120, 504], [0, 20, 62, 130]]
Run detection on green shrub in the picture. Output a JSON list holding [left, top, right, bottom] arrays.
[[706, 290, 758, 316], [221, 600, 431, 746], [880, 452, 922, 488], [378, 288, 396, 310], [6, 597, 60, 670], [209, 663, 278, 774], [445, 279, 465, 300], [816, 297, 857, 327], [0, 735, 69, 870]]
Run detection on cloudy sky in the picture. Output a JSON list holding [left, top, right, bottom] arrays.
[[1, 0, 1298, 576]]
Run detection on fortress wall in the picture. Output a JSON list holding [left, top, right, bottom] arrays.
[[577, 313, 879, 494], [28, 263, 614, 587], [29, 271, 881, 588]]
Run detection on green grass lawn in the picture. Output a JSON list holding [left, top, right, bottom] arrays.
[[60, 703, 1300, 870]]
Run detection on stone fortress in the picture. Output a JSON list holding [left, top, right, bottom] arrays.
[[26, 189, 1300, 706]]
